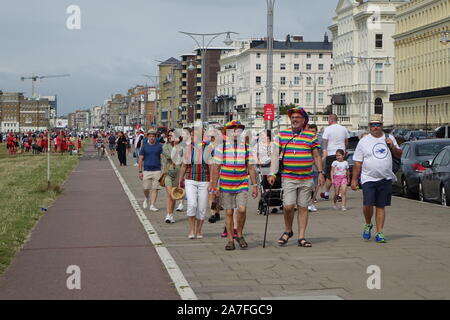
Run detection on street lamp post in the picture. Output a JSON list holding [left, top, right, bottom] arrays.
[[299, 72, 333, 124], [266, 0, 276, 131], [179, 30, 238, 127], [345, 56, 392, 127]]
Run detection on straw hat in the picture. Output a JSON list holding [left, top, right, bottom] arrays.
[[369, 114, 383, 124], [171, 187, 186, 201]]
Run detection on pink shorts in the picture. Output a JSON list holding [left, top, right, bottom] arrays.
[[333, 175, 348, 187]]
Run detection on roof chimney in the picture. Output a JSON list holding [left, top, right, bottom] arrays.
[[292, 35, 304, 42], [324, 32, 329, 44]]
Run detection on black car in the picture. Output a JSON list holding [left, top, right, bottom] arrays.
[[418, 145, 450, 207], [393, 139, 450, 198], [404, 130, 428, 141]]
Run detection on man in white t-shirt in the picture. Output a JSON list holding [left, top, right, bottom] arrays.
[[351, 114, 402, 244], [321, 114, 350, 199]]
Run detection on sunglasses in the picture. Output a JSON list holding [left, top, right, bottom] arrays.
[[370, 123, 382, 128]]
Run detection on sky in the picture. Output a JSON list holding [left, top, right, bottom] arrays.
[[0, 0, 337, 116]]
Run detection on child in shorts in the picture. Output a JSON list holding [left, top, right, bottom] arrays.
[[331, 149, 349, 211]]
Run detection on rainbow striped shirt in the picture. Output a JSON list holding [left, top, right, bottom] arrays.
[[274, 129, 321, 180], [214, 140, 253, 193]]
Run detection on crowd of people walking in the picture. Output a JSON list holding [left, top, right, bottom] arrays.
[[130, 106, 402, 250]]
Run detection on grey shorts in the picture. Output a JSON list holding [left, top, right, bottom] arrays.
[[282, 178, 314, 208], [164, 169, 180, 188], [143, 171, 161, 190], [221, 191, 249, 210]]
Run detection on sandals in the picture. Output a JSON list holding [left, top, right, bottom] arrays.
[[235, 237, 248, 249], [225, 241, 235, 251], [278, 231, 294, 246], [298, 238, 312, 247]]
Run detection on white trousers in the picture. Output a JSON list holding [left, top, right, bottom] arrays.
[[185, 179, 209, 221]]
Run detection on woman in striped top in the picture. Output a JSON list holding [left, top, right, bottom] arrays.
[[178, 128, 214, 239]]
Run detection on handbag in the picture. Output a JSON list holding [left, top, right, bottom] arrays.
[[278, 134, 299, 174], [159, 164, 169, 187], [385, 133, 401, 173]]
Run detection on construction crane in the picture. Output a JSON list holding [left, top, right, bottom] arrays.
[[20, 73, 71, 97]]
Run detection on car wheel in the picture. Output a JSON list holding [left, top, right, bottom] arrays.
[[401, 177, 411, 198], [441, 185, 449, 207], [419, 182, 425, 202]]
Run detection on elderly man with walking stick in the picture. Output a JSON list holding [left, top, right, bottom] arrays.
[[267, 107, 324, 248]]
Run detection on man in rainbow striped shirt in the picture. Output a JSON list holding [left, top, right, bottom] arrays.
[[268, 107, 325, 248], [210, 121, 258, 251]]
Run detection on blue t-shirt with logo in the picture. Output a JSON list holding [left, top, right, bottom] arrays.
[[139, 142, 163, 171]]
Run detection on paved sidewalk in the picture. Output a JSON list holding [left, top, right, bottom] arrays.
[[115, 152, 450, 300], [0, 144, 179, 300]]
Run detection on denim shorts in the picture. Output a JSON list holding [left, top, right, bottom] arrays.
[[362, 179, 392, 208]]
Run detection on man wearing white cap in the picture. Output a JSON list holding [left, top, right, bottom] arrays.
[[351, 114, 402, 243]]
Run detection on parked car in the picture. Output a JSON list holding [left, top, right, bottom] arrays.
[[418, 145, 450, 206], [404, 130, 429, 141], [435, 125, 450, 139], [393, 139, 450, 198]]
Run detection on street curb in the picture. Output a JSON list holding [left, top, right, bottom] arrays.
[[106, 153, 197, 300]]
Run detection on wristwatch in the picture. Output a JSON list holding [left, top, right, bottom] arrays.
[[319, 171, 325, 175]]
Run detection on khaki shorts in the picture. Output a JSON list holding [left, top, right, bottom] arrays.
[[143, 171, 162, 190], [221, 191, 249, 210], [164, 170, 179, 188], [282, 178, 314, 208]]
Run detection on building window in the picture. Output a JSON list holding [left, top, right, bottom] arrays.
[[294, 53, 299, 59], [232, 74, 235, 83], [256, 76, 261, 85], [294, 64, 300, 71], [318, 64, 324, 70], [318, 92, 324, 104], [280, 63, 286, 70], [294, 76, 300, 85], [318, 77, 324, 85], [306, 77, 312, 86], [280, 53, 285, 59], [294, 92, 300, 104], [375, 63, 383, 84], [375, 34, 383, 49], [280, 92, 286, 105], [375, 98, 383, 114], [306, 92, 312, 105], [280, 77, 286, 85], [256, 64, 261, 70], [257, 53, 261, 58], [256, 92, 261, 105], [307, 53, 311, 59], [306, 64, 312, 70], [319, 53, 323, 59]]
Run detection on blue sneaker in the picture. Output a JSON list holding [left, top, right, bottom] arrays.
[[375, 232, 386, 243], [362, 224, 373, 240]]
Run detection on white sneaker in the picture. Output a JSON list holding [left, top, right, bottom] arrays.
[[308, 204, 318, 212], [333, 204, 339, 210], [341, 207, 347, 212], [143, 199, 148, 209], [176, 203, 183, 212], [169, 215, 175, 223], [149, 205, 159, 212], [165, 214, 171, 223], [134, 163, 138, 167]]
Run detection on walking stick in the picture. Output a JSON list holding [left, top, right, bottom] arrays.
[[262, 183, 273, 248]]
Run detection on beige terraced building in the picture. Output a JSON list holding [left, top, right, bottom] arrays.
[[390, 0, 450, 129]]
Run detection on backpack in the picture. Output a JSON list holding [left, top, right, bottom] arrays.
[[385, 133, 401, 173]]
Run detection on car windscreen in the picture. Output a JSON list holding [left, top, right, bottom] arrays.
[[416, 141, 450, 157]]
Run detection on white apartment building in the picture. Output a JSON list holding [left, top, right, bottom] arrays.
[[217, 35, 334, 129], [91, 105, 103, 129], [329, 0, 408, 129]]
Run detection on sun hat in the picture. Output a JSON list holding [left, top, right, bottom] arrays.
[[224, 120, 245, 130], [287, 106, 309, 127], [147, 129, 157, 135], [369, 114, 383, 124], [171, 187, 186, 201]]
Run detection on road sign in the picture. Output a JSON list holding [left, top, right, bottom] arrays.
[[264, 104, 275, 121]]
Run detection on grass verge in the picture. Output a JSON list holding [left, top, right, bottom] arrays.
[[0, 141, 87, 275]]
